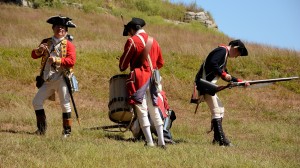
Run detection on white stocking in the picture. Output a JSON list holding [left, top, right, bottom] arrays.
[[155, 125, 165, 146], [141, 126, 154, 146]]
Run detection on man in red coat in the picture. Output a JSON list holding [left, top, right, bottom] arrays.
[[119, 18, 165, 148], [31, 15, 76, 137], [130, 89, 177, 144]]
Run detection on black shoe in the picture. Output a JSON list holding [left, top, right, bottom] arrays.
[[62, 129, 71, 138], [165, 138, 176, 144], [212, 139, 219, 145], [34, 129, 46, 135], [219, 137, 233, 147], [220, 142, 234, 147], [158, 145, 167, 150]]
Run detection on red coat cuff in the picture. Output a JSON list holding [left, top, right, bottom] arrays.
[[221, 71, 227, 78]]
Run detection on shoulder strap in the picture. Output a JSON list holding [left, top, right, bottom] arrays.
[[136, 35, 154, 70], [144, 37, 154, 71], [218, 45, 229, 72]]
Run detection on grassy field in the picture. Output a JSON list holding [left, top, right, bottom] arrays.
[[0, 3, 300, 168]]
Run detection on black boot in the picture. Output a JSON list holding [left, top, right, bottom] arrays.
[[212, 121, 219, 145], [212, 118, 232, 146], [62, 112, 72, 138], [35, 109, 47, 135]]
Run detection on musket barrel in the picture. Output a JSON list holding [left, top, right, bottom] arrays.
[[236, 77, 299, 86]]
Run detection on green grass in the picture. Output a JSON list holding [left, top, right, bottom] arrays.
[[0, 2, 300, 168]]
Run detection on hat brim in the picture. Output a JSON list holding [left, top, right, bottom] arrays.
[[122, 17, 146, 36], [239, 47, 248, 56], [230, 40, 248, 56], [123, 26, 129, 36], [47, 16, 76, 28]]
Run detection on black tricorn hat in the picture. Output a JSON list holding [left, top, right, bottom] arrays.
[[229, 39, 248, 56], [123, 17, 146, 36], [47, 15, 76, 28]]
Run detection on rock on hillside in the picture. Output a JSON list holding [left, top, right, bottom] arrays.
[[184, 11, 218, 29]]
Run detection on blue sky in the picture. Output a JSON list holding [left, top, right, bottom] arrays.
[[170, 0, 300, 51]]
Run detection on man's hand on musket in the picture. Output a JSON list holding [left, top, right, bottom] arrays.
[[239, 81, 251, 88], [48, 56, 56, 64], [36, 43, 48, 55], [224, 74, 232, 81], [244, 81, 250, 87]]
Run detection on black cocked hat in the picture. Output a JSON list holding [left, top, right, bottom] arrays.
[[123, 17, 146, 36], [229, 39, 248, 56], [47, 15, 76, 28]]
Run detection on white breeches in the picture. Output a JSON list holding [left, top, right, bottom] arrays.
[[32, 78, 71, 112], [204, 94, 225, 119], [134, 87, 163, 127]]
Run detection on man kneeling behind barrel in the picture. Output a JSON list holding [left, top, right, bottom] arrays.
[[130, 90, 176, 144]]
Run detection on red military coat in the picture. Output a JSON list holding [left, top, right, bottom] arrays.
[[119, 30, 164, 104], [31, 37, 76, 71], [157, 90, 170, 118]]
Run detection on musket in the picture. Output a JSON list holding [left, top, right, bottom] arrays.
[[217, 76, 299, 93], [121, 14, 125, 26], [116, 14, 126, 61], [193, 76, 298, 114]]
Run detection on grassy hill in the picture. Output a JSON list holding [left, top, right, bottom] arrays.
[[0, 2, 300, 168]]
